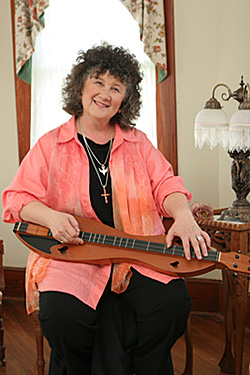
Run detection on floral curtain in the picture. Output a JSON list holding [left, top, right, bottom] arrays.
[[14, 0, 49, 84], [120, 0, 167, 81], [14, 0, 167, 83]]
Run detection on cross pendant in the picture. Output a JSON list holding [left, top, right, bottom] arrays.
[[101, 188, 110, 204]]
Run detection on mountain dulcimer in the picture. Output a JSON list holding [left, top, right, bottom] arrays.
[[13, 216, 250, 278]]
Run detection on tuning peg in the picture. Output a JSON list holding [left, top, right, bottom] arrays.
[[237, 250, 242, 254], [248, 267, 250, 271], [235, 254, 240, 259], [233, 272, 238, 278], [233, 264, 238, 268]]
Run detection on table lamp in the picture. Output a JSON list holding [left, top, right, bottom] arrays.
[[194, 76, 250, 222]]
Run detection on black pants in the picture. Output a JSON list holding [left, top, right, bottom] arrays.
[[39, 269, 192, 375]]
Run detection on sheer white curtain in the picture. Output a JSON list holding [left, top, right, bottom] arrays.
[[31, 0, 156, 146]]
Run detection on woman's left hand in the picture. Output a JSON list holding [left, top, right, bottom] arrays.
[[165, 213, 211, 260], [163, 193, 211, 260]]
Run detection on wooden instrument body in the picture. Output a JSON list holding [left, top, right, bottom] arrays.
[[13, 216, 250, 278]]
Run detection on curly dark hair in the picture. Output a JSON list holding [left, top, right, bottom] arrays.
[[62, 43, 143, 129]]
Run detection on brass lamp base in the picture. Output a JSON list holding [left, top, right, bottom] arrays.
[[219, 201, 250, 222], [219, 149, 250, 223], [219, 150, 250, 222]]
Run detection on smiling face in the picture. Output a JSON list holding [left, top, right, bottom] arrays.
[[80, 71, 127, 128]]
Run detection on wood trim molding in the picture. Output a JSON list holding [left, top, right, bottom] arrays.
[[10, 0, 31, 164], [156, 0, 178, 175], [185, 277, 222, 313], [4, 267, 25, 299]]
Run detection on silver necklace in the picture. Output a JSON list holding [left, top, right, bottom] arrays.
[[78, 119, 113, 203], [78, 119, 113, 176]]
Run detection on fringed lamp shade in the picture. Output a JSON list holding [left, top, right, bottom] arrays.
[[194, 78, 250, 222], [229, 110, 250, 152], [195, 108, 229, 150]]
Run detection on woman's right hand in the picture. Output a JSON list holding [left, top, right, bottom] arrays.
[[46, 211, 83, 245], [20, 201, 83, 245]]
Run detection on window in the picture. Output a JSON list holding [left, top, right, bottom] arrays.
[[12, 0, 178, 174], [31, 0, 156, 147]]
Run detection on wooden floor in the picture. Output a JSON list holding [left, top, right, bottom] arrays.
[[0, 298, 250, 375]]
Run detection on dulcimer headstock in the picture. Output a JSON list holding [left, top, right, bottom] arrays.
[[219, 251, 250, 278]]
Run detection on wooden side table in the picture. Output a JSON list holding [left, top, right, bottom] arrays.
[[197, 215, 250, 375], [0, 238, 5, 365]]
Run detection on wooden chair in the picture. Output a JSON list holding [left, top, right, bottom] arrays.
[[34, 312, 45, 375]]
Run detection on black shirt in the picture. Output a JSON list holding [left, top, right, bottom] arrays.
[[78, 133, 114, 228]]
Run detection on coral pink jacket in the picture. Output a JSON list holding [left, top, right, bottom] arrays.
[[2, 116, 191, 314]]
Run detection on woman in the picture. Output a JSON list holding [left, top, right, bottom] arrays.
[[2, 44, 210, 375]]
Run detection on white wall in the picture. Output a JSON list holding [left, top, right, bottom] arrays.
[[174, 0, 250, 280], [175, 0, 219, 208], [0, 0, 30, 267], [216, 0, 250, 207], [1, 0, 250, 268], [175, 0, 250, 209]]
